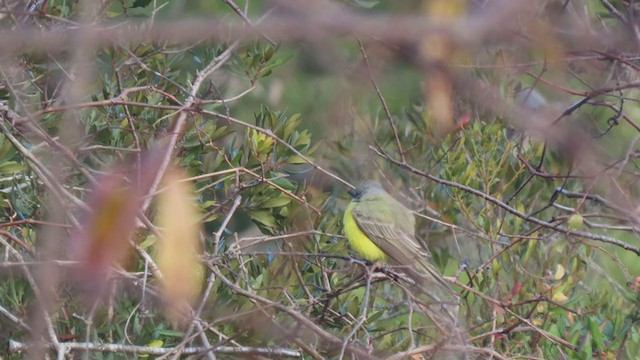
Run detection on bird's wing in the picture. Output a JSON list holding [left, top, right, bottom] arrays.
[[351, 204, 424, 261], [351, 201, 457, 299]]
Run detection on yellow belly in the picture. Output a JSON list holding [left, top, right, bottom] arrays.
[[343, 202, 388, 261]]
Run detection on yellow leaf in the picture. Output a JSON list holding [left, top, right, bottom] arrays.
[[155, 167, 204, 326], [140, 339, 164, 358], [567, 214, 583, 230], [552, 291, 569, 303], [553, 264, 566, 280], [256, 131, 275, 148], [491, 258, 502, 275], [147, 339, 164, 348]]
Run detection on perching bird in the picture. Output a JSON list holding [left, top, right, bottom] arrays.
[[343, 180, 461, 325]]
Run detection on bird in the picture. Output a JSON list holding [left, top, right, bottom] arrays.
[[343, 180, 461, 326]]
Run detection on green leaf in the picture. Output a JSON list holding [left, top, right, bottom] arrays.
[[247, 210, 277, 228], [139, 235, 157, 250], [283, 113, 302, 139], [578, 332, 593, 359], [260, 196, 292, 208], [286, 154, 309, 164], [155, 329, 185, 338], [0, 161, 24, 174], [588, 317, 606, 351], [131, 0, 152, 8]]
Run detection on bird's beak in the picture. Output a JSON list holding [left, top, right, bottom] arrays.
[[347, 189, 358, 198]]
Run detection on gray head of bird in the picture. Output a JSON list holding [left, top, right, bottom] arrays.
[[347, 180, 386, 201]]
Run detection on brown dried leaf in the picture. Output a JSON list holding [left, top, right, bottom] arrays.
[[71, 171, 138, 295]]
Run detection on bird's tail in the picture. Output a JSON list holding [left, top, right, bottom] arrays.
[[411, 259, 470, 359]]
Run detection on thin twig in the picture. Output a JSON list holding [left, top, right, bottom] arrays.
[[213, 195, 242, 255], [357, 39, 405, 163], [8, 340, 301, 357]]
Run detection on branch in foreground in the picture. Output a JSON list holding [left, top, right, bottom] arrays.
[[0, 2, 534, 54], [8, 340, 301, 358]]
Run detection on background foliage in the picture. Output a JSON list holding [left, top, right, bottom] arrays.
[[0, 0, 639, 359]]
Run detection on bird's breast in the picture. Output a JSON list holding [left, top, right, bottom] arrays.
[[344, 202, 388, 261]]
